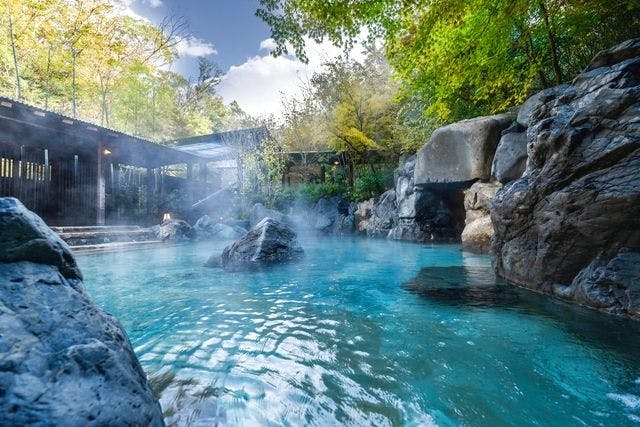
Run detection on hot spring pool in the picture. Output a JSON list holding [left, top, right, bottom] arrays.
[[78, 236, 640, 426]]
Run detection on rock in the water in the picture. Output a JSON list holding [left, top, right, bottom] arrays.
[[205, 218, 304, 271], [194, 215, 246, 240], [0, 198, 163, 426], [414, 113, 514, 184], [557, 249, 640, 318], [157, 219, 194, 242], [312, 196, 355, 234], [461, 182, 501, 253], [491, 130, 528, 183], [491, 38, 640, 319], [355, 198, 375, 233], [395, 156, 417, 219], [366, 190, 397, 238], [388, 156, 465, 243], [0, 197, 81, 280], [249, 203, 290, 228]]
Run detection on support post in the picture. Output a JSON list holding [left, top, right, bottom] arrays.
[[199, 161, 207, 183], [186, 162, 194, 206], [146, 167, 153, 220], [96, 143, 106, 225]]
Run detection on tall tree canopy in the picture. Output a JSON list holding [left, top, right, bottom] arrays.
[[258, 0, 640, 122], [0, 0, 231, 141]]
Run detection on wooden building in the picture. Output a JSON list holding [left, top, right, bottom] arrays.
[[0, 97, 212, 226]]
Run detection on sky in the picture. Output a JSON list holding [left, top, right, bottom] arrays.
[[121, 0, 366, 117]]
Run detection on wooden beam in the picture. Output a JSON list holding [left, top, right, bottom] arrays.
[[96, 142, 105, 225]]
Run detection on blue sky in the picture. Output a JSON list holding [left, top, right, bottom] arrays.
[[120, 0, 366, 117], [128, 0, 271, 73]]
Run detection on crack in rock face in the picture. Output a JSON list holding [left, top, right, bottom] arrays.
[[0, 197, 164, 426], [490, 38, 640, 319]]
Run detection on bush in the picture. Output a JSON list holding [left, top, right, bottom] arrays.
[[296, 181, 347, 203], [349, 168, 394, 202]]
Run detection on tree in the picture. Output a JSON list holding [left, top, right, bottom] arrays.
[[257, 0, 640, 123], [0, 0, 232, 142]]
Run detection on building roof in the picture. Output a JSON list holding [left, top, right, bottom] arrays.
[[0, 96, 199, 168], [172, 127, 268, 162]]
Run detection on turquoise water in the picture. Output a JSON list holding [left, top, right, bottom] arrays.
[[78, 237, 640, 426]]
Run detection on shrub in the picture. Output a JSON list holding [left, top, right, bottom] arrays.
[[349, 168, 394, 202]]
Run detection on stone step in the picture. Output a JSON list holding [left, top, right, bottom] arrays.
[[58, 229, 154, 240], [51, 225, 144, 233], [71, 240, 163, 254]]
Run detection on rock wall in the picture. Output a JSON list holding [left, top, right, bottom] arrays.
[[491, 38, 640, 319], [461, 182, 502, 253], [0, 198, 164, 425]]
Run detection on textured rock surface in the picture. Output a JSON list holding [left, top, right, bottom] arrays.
[[491, 129, 528, 183], [355, 198, 374, 233], [387, 156, 466, 243], [461, 182, 502, 253], [312, 196, 355, 235], [157, 219, 195, 242], [414, 113, 514, 184], [194, 215, 246, 240], [0, 198, 164, 426], [366, 190, 397, 238], [491, 38, 640, 319], [205, 218, 304, 271], [0, 198, 81, 280]]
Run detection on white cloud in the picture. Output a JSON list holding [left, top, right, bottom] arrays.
[[218, 37, 368, 117], [145, 0, 163, 7], [259, 38, 278, 51], [175, 36, 217, 58]]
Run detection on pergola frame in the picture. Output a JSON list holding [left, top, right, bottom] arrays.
[[0, 97, 202, 225]]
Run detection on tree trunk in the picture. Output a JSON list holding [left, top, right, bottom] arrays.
[[45, 46, 52, 109], [539, 1, 563, 85], [72, 48, 77, 117], [7, 8, 21, 100]]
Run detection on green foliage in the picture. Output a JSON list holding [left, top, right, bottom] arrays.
[[350, 167, 393, 202], [240, 135, 287, 208], [296, 181, 347, 203], [0, 0, 233, 141], [258, 0, 640, 123]]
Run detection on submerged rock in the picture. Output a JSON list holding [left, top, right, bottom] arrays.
[[205, 218, 304, 271], [0, 198, 163, 425], [157, 219, 195, 242], [491, 38, 640, 319]]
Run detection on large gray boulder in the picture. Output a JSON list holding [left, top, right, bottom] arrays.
[[388, 156, 465, 243], [194, 215, 246, 240], [516, 84, 570, 128], [0, 198, 163, 425], [414, 113, 514, 184], [491, 38, 640, 319], [0, 198, 81, 280], [312, 196, 355, 234], [157, 219, 194, 242], [395, 155, 417, 219], [491, 129, 528, 183], [205, 218, 304, 271], [366, 190, 397, 238]]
